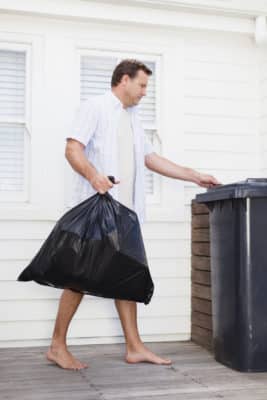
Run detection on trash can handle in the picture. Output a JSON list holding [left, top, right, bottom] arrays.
[[246, 178, 267, 183]]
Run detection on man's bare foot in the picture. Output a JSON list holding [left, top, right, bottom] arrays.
[[46, 345, 88, 370], [125, 344, 172, 365]]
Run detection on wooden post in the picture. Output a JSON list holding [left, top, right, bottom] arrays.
[[191, 200, 213, 351]]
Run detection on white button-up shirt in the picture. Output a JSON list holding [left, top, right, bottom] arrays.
[[66, 90, 155, 224]]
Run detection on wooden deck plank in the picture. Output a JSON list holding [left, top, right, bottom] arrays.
[[1, 341, 267, 400]]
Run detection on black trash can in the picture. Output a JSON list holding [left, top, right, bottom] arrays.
[[196, 178, 267, 372]]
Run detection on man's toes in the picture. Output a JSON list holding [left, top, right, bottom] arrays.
[[69, 362, 83, 370], [162, 359, 172, 365], [74, 359, 88, 369], [78, 363, 88, 369], [75, 365, 85, 370], [157, 356, 171, 365]]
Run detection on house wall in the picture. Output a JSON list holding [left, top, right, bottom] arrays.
[[0, 8, 262, 347], [183, 32, 261, 203]]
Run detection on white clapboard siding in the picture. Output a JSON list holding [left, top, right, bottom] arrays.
[[184, 152, 259, 170], [0, 316, 190, 342], [184, 97, 257, 118], [185, 114, 257, 135], [0, 296, 190, 322], [184, 134, 259, 153], [185, 61, 255, 82], [0, 220, 55, 239], [184, 34, 260, 211], [185, 80, 257, 100]]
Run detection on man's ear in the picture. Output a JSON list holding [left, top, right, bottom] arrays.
[[121, 74, 129, 87]]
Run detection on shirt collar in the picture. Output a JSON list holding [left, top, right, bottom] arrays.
[[108, 90, 138, 114]]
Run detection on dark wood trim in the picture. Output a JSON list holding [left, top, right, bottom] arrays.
[[191, 200, 213, 352]]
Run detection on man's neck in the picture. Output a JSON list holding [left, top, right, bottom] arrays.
[[111, 88, 129, 109]]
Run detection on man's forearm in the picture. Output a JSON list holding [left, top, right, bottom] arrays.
[[65, 145, 98, 183], [145, 153, 201, 184]]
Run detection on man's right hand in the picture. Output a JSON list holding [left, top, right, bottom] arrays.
[[90, 173, 120, 194]]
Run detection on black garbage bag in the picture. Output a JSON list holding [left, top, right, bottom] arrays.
[[17, 177, 154, 305]]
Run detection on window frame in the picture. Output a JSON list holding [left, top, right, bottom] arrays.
[[0, 41, 31, 202]]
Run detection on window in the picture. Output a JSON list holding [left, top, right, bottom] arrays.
[[79, 51, 161, 203], [0, 46, 30, 202]]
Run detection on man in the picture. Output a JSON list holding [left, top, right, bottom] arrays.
[[46, 59, 220, 370]]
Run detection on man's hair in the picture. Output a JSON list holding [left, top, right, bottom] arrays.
[[111, 59, 152, 87]]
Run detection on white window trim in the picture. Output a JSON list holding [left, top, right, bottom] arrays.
[[0, 41, 31, 203], [0, 30, 46, 221]]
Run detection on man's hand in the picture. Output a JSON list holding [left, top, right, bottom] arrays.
[[90, 173, 120, 194], [196, 172, 221, 189]]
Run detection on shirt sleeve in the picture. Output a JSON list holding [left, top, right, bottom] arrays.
[[66, 98, 98, 147], [144, 134, 156, 156]]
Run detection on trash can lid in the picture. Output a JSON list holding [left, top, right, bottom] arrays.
[[196, 178, 267, 203]]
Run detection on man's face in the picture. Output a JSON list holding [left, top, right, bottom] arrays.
[[123, 70, 149, 106]]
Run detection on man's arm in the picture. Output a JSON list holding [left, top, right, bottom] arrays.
[[65, 139, 119, 193], [145, 152, 220, 188], [65, 139, 98, 182]]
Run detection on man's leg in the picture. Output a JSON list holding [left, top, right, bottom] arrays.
[[114, 299, 172, 365], [46, 289, 88, 370]]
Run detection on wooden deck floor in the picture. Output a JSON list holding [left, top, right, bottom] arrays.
[[1, 341, 267, 400]]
